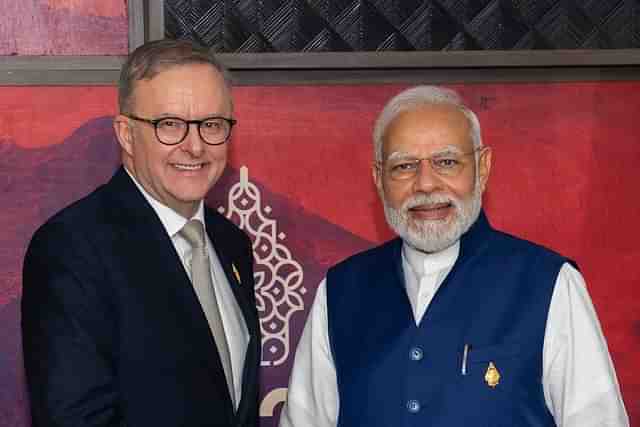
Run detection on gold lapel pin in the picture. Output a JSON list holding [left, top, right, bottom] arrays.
[[484, 362, 500, 388], [232, 263, 241, 285]]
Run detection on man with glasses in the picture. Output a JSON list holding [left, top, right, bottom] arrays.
[[22, 39, 260, 427], [279, 86, 628, 427]]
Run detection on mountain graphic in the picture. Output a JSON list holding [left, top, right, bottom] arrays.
[[0, 116, 375, 427]]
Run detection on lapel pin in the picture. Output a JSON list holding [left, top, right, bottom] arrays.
[[484, 362, 500, 388], [232, 263, 241, 285]]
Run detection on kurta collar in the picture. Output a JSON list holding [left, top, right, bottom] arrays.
[[399, 209, 492, 279], [402, 240, 459, 279]]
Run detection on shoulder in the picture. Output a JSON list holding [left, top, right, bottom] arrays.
[[29, 184, 110, 249], [40, 167, 136, 232], [204, 206, 249, 238], [328, 238, 401, 277], [486, 227, 572, 266], [22, 185, 114, 298], [204, 206, 253, 257]]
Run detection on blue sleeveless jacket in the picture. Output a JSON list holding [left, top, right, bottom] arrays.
[[326, 212, 570, 427]]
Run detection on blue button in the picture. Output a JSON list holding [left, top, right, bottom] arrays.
[[407, 399, 421, 413], [409, 347, 424, 361]]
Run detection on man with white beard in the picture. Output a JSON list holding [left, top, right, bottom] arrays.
[[279, 86, 629, 427]]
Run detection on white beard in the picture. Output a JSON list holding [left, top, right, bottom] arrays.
[[382, 180, 482, 253]]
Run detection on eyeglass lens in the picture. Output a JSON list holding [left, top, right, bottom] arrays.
[[155, 118, 232, 145], [386, 152, 475, 180]]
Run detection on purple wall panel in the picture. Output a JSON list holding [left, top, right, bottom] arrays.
[[0, 0, 127, 55]]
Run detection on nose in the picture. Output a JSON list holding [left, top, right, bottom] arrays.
[[181, 123, 205, 156], [412, 159, 443, 193]]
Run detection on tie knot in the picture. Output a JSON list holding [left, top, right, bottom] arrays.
[[180, 219, 205, 248]]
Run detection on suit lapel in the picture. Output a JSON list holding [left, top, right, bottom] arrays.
[[204, 212, 258, 331], [105, 169, 213, 342], [104, 168, 235, 414], [205, 210, 261, 424]]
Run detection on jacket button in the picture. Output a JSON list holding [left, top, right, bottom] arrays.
[[407, 399, 421, 413], [409, 347, 424, 361]]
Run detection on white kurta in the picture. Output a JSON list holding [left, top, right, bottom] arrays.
[[280, 241, 629, 427]]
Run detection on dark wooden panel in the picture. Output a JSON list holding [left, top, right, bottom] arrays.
[[165, 0, 640, 52], [228, 66, 640, 86]]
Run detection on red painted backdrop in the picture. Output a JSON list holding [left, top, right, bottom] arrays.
[[1, 83, 638, 426]]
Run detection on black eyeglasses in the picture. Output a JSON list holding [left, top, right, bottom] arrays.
[[124, 114, 237, 146], [378, 147, 485, 181]]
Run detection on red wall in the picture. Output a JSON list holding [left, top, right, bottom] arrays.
[[1, 83, 638, 426]]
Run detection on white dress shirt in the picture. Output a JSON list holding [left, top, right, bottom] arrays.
[[280, 241, 629, 427], [126, 169, 249, 409]]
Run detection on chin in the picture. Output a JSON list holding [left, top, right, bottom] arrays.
[[180, 192, 209, 203]]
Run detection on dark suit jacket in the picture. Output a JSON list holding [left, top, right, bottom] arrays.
[[22, 167, 260, 427]]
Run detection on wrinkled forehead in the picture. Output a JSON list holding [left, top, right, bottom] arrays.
[[382, 105, 473, 158], [130, 63, 233, 113], [386, 145, 468, 161]]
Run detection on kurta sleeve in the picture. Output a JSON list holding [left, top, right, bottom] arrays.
[[279, 278, 338, 427], [542, 263, 629, 427]]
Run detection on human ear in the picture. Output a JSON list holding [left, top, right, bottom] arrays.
[[113, 115, 134, 157], [372, 161, 383, 192], [477, 146, 492, 192]]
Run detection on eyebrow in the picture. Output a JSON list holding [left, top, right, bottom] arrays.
[[147, 113, 229, 120], [386, 146, 465, 161]]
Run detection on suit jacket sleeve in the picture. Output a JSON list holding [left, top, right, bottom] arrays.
[[22, 220, 122, 427]]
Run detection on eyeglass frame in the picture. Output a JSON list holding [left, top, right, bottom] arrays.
[[123, 113, 237, 146], [376, 146, 487, 181]]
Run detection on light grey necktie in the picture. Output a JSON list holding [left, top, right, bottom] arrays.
[[180, 219, 235, 407]]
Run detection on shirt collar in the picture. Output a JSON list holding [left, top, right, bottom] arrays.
[[402, 240, 460, 278], [124, 167, 205, 238]]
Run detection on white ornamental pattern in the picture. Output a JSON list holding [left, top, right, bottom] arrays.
[[218, 166, 306, 366]]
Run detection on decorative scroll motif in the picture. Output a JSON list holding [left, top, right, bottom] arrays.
[[218, 166, 305, 366]]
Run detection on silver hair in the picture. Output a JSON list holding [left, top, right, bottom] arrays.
[[118, 39, 233, 115], [372, 86, 482, 163]]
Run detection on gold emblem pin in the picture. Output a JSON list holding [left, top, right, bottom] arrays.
[[232, 264, 241, 285], [484, 362, 500, 388]]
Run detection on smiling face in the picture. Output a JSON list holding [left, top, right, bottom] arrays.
[[373, 104, 492, 252], [113, 63, 232, 218]]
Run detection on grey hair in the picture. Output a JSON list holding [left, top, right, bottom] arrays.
[[118, 38, 233, 114], [372, 86, 482, 162]]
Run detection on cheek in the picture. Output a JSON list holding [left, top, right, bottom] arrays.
[[131, 143, 151, 169], [383, 181, 411, 208], [136, 145, 174, 181], [449, 176, 477, 200], [212, 145, 228, 159], [213, 151, 227, 165], [208, 147, 228, 169]]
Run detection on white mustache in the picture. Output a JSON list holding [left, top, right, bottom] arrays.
[[402, 193, 458, 211]]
